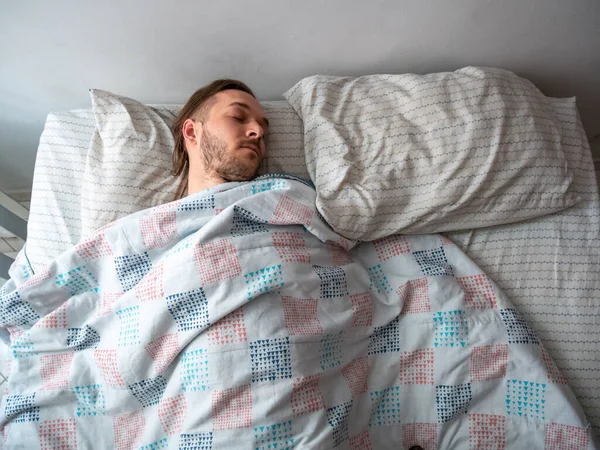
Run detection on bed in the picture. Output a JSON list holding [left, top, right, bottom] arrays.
[[2, 67, 599, 448]]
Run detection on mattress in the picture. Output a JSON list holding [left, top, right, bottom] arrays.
[[26, 100, 600, 435]]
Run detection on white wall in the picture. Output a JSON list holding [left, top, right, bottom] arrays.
[[1, 0, 598, 191]]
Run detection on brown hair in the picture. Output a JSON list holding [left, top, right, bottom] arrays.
[[171, 79, 256, 199]]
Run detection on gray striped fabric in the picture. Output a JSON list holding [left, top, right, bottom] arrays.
[[283, 66, 582, 240]]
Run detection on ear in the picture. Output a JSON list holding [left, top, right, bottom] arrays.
[[182, 118, 202, 149]]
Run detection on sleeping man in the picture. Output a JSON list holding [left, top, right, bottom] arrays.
[[0, 80, 591, 449]]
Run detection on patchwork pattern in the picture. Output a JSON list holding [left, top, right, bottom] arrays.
[[178, 433, 213, 450], [251, 178, 287, 194], [373, 235, 410, 261], [67, 325, 100, 351], [281, 296, 323, 335], [545, 423, 589, 450], [231, 205, 268, 236], [470, 344, 508, 382], [158, 394, 187, 435], [506, 380, 546, 420], [540, 347, 567, 384], [181, 349, 209, 392], [342, 356, 369, 396], [4, 394, 39, 423], [369, 386, 401, 427], [327, 401, 353, 447], [97, 292, 122, 316], [368, 317, 401, 355], [76, 233, 113, 260], [469, 414, 505, 450], [129, 376, 168, 408], [135, 263, 164, 302], [500, 309, 540, 345], [72, 384, 106, 416], [398, 278, 430, 314], [327, 242, 352, 266], [413, 247, 454, 277], [55, 266, 98, 296], [40, 353, 74, 390], [145, 333, 180, 374], [313, 265, 348, 299], [402, 423, 438, 450], [245, 265, 285, 300], [113, 411, 145, 450], [140, 211, 179, 249], [20, 267, 51, 290], [212, 384, 253, 431], [115, 305, 141, 347], [94, 349, 125, 386], [0, 291, 40, 327], [291, 375, 326, 416], [457, 274, 497, 309], [433, 310, 469, 348], [350, 292, 372, 327], [10, 330, 36, 358], [250, 337, 292, 382], [208, 309, 247, 345], [436, 384, 472, 423], [271, 194, 313, 226], [194, 239, 242, 286], [114, 252, 152, 292], [320, 332, 344, 371], [399, 348, 435, 385], [254, 420, 294, 450], [367, 264, 392, 294], [177, 195, 215, 211], [272, 232, 311, 264], [139, 438, 169, 449], [349, 431, 373, 450], [166, 287, 210, 332], [38, 419, 77, 449], [37, 302, 67, 327]]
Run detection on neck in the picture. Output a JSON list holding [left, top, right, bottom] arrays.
[[186, 165, 227, 196]]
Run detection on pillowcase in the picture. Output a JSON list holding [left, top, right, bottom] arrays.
[[283, 66, 582, 240], [81, 90, 307, 237]]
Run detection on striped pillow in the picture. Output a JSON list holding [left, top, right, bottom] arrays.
[[283, 66, 582, 240]]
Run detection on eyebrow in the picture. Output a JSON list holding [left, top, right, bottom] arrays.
[[227, 102, 270, 129]]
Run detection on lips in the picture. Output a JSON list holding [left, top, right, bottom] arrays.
[[241, 145, 259, 156]]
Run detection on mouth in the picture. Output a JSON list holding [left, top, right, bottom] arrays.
[[241, 145, 259, 157]]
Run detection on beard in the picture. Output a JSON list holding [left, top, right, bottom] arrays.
[[199, 128, 261, 182]]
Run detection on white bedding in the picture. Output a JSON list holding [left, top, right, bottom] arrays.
[[25, 99, 600, 436]]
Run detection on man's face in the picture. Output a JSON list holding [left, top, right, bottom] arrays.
[[188, 89, 269, 182]]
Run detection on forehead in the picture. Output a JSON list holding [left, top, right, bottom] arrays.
[[213, 89, 265, 117]]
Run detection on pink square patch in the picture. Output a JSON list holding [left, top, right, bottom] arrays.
[[342, 356, 369, 396], [194, 238, 242, 286], [456, 274, 497, 309], [469, 414, 506, 450], [208, 309, 247, 345], [470, 344, 508, 382], [158, 394, 187, 435], [399, 348, 435, 385], [36, 303, 67, 328], [135, 263, 164, 302], [349, 431, 373, 450], [440, 235, 453, 246], [327, 243, 352, 266], [398, 278, 430, 314], [94, 349, 125, 386], [38, 419, 77, 450], [291, 374, 326, 416], [402, 423, 438, 450], [113, 410, 145, 450], [272, 232, 311, 264], [350, 292, 373, 327], [145, 333, 180, 374], [373, 235, 410, 261], [140, 211, 179, 250], [212, 384, 253, 431], [76, 233, 113, 261], [97, 293, 123, 316], [40, 353, 74, 390], [281, 296, 323, 335], [20, 268, 51, 290], [545, 423, 589, 450], [270, 195, 313, 226], [541, 347, 567, 384]]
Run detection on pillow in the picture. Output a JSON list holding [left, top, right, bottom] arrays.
[[82, 90, 307, 237], [283, 66, 582, 240]]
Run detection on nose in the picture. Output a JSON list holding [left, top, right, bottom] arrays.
[[246, 121, 265, 140]]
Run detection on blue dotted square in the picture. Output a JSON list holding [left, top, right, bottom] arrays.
[[115, 306, 141, 347], [245, 265, 285, 300], [500, 309, 540, 345], [313, 265, 348, 299], [433, 310, 469, 348], [249, 337, 292, 382], [251, 179, 287, 194], [327, 401, 353, 447], [67, 325, 101, 351], [178, 195, 215, 211], [368, 316, 401, 355], [232, 206, 268, 237], [369, 386, 401, 427], [0, 291, 39, 327], [129, 376, 167, 408], [72, 384, 106, 416], [166, 287, 210, 332], [254, 420, 294, 450], [436, 383, 472, 423], [506, 379, 546, 420], [367, 264, 392, 294], [413, 247, 454, 277], [4, 394, 39, 422], [181, 349, 209, 392], [140, 438, 169, 449], [320, 332, 344, 371], [55, 266, 99, 296], [114, 252, 152, 292], [179, 433, 213, 450]]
